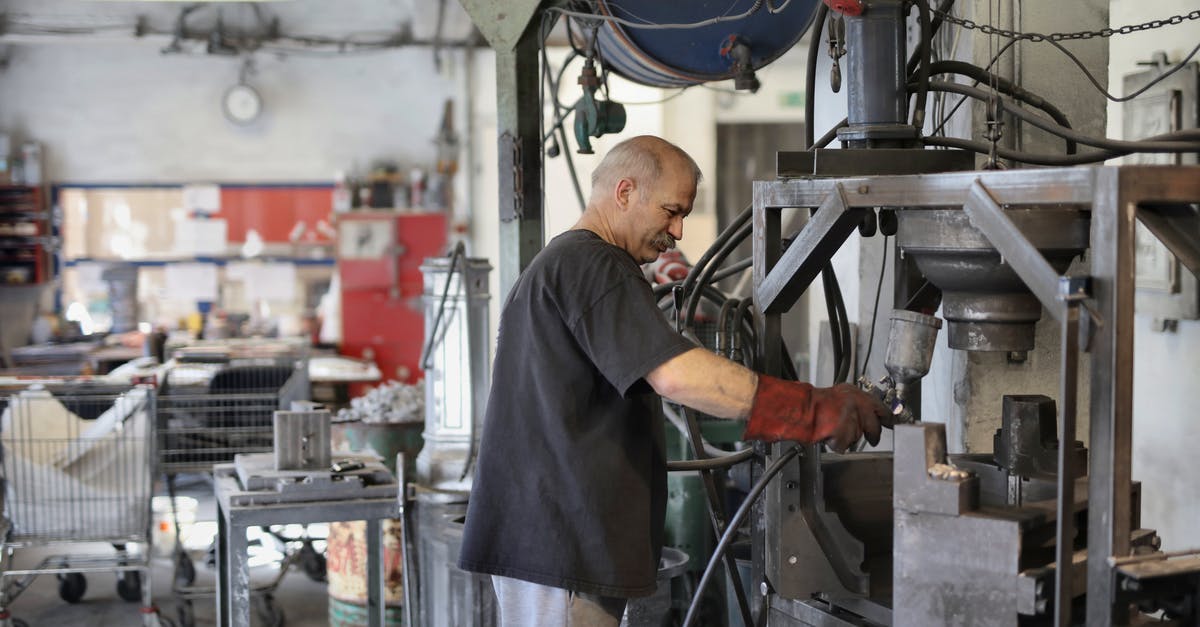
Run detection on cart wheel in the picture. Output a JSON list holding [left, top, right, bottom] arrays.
[[12, 619, 29, 627], [116, 570, 142, 602], [57, 572, 87, 603], [253, 594, 284, 627], [176, 600, 194, 627], [174, 552, 196, 587], [299, 542, 327, 582]]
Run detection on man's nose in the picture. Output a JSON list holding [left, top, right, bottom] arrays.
[[669, 215, 684, 241]]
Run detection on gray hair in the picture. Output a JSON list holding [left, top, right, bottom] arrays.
[[589, 136, 702, 204]]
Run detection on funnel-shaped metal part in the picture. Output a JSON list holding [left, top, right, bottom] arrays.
[[897, 208, 1089, 352]]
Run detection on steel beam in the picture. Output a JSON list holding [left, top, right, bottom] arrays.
[[493, 21, 544, 298], [457, 0, 542, 51], [756, 183, 865, 315], [962, 179, 1065, 321], [1137, 204, 1200, 279], [1086, 167, 1135, 626], [1054, 303, 1080, 627]]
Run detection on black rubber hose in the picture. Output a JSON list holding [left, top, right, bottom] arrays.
[[923, 136, 1139, 166], [906, 0, 954, 77], [821, 268, 843, 382], [924, 80, 1200, 153], [924, 61, 1076, 153], [911, 0, 932, 131], [805, 4, 830, 149], [823, 265, 852, 384], [682, 445, 803, 627], [685, 222, 753, 333], [680, 405, 756, 627], [652, 257, 752, 300], [717, 298, 740, 356], [667, 447, 757, 471], [678, 205, 752, 323], [733, 299, 756, 367], [814, 117, 849, 150]]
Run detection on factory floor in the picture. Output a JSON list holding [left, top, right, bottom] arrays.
[[3, 475, 330, 627]]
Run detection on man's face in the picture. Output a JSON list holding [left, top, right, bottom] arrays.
[[622, 158, 697, 264]]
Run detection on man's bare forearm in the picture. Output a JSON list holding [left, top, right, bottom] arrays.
[[645, 347, 758, 420]]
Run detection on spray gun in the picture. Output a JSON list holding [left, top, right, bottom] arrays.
[[858, 309, 942, 424]]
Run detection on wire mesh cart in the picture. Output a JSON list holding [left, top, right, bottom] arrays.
[[158, 357, 309, 476], [0, 380, 168, 626], [155, 348, 317, 627]]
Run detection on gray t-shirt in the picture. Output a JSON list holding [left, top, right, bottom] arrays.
[[458, 229, 696, 598]]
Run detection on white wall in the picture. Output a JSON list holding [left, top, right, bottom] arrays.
[[0, 43, 468, 183], [1107, 0, 1200, 552]]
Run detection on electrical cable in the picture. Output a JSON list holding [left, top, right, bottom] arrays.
[[859, 235, 888, 380], [821, 268, 845, 382], [805, 4, 830, 149], [923, 80, 1200, 153], [766, 0, 795, 14], [666, 448, 757, 471], [547, 1, 766, 31], [682, 445, 802, 627], [925, 60, 1076, 153], [420, 241, 465, 370], [540, 14, 588, 211]]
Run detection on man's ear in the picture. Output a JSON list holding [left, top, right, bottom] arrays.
[[615, 177, 636, 211]]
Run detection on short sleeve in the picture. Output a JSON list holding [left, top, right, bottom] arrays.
[[570, 276, 696, 396]]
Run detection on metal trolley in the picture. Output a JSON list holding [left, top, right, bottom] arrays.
[[158, 357, 309, 476], [154, 345, 313, 627], [0, 379, 167, 626]]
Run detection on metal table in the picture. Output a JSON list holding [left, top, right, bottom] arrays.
[[213, 463, 400, 627]]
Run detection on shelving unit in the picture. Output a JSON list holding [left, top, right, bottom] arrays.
[[0, 186, 53, 285]]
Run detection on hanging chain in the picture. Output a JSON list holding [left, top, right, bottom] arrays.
[[933, 8, 1200, 43]]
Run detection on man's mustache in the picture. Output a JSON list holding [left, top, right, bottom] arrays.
[[652, 233, 676, 250]]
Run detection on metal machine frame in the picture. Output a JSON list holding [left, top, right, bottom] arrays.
[[752, 164, 1200, 625]]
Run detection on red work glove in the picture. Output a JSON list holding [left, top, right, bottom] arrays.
[[744, 375, 891, 453]]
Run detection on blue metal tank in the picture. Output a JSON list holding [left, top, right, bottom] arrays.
[[586, 0, 820, 87]]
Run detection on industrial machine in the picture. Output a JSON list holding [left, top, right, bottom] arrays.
[[451, 1, 1200, 625]]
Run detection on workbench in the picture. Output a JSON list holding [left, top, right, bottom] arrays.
[[213, 463, 400, 627]]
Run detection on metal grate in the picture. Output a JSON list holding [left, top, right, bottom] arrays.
[[157, 359, 308, 474]]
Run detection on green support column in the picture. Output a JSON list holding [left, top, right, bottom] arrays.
[[458, 0, 545, 298]]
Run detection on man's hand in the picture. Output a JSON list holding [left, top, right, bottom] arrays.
[[743, 375, 892, 453]]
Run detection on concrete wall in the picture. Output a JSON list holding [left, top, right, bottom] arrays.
[[1107, 0, 1200, 552]]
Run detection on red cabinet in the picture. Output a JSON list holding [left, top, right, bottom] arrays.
[[336, 211, 447, 384]]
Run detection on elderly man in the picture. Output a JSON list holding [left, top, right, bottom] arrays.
[[459, 136, 887, 626]]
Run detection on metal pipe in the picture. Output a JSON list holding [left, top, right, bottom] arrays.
[[843, 0, 908, 137]]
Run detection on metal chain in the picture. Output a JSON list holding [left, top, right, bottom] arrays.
[[933, 8, 1200, 43]]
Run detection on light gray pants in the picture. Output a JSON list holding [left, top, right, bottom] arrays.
[[491, 575, 627, 627]]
